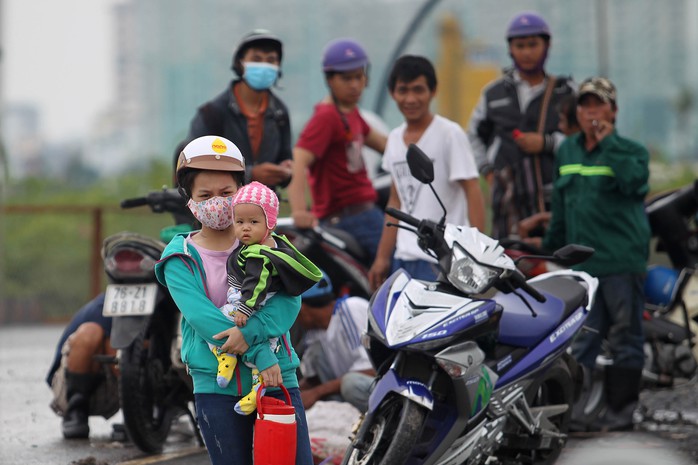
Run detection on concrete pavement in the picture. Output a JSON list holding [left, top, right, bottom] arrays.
[[1, 323, 696, 464]]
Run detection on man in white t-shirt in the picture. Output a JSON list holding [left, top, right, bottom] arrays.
[[369, 55, 486, 290], [297, 271, 375, 412]]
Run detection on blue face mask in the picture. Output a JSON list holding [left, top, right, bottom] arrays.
[[243, 62, 279, 90]]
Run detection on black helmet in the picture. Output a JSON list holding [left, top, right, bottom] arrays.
[[231, 29, 283, 77]]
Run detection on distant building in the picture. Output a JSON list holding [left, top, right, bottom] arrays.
[[435, 14, 499, 128], [3, 103, 43, 178], [100, 0, 697, 174], [455, 0, 698, 159]]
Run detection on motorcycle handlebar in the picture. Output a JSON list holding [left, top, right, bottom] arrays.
[[121, 197, 148, 209], [385, 207, 420, 229], [511, 269, 547, 303], [120, 189, 188, 212]]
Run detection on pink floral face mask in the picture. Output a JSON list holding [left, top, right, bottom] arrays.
[[187, 196, 234, 231]]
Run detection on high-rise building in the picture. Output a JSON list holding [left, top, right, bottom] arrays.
[[97, 0, 697, 175], [3, 103, 43, 178]]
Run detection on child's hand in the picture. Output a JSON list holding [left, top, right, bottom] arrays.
[[234, 312, 248, 327]]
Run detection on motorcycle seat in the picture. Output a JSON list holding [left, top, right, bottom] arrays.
[[320, 225, 369, 265], [495, 276, 587, 347]]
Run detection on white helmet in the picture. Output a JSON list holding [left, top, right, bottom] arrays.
[[176, 135, 245, 176]]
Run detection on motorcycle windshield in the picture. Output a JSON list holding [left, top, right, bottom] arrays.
[[372, 272, 497, 348]]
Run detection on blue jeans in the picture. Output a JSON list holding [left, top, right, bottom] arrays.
[[571, 273, 645, 370], [321, 206, 384, 263], [340, 372, 374, 413], [195, 387, 313, 465], [392, 258, 439, 282]]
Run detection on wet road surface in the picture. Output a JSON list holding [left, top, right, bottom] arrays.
[[1, 324, 696, 464]]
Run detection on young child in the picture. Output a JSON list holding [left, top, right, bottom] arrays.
[[209, 181, 322, 414]]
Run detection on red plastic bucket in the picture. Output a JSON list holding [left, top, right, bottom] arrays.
[[254, 383, 297, 465]]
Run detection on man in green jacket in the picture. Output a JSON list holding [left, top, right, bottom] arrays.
[[540, 77, 650, 432]]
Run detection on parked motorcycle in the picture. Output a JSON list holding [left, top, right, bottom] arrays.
[[342, 145, 598, 465], [101, 188, 200, 453], [276, 218, 371, 299], [645, 179, 698, 379], [273, 169, 392, 301], [640, 268, 697, 386]]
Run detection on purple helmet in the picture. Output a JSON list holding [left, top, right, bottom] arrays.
[[322, 38, 369, 72], [506, 12, 551, 41]]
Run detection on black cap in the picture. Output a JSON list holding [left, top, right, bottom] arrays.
[[231, 29, 283, 76]]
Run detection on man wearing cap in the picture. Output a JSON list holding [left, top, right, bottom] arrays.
[[180, 29, 293, 189], [287, 38, 387, 263], [466, 12, 576, 239], [538, 77, 651, 432]]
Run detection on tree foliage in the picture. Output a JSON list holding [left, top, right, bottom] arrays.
[[1, 160, 175, 322], [1, 157, 694, 323]]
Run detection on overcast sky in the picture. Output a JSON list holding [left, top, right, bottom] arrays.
[[3, 0, 119, 142]]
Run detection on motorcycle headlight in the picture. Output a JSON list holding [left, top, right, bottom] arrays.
[[448, 248, 501, 294]]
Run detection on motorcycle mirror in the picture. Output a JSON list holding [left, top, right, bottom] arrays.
[[552, 244, 595, 266], [406, 143, 447, 225], [406, 144, 434, 184]]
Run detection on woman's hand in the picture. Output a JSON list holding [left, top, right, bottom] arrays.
[[213, 327, 249, 354], [260, 364, 282, 387]]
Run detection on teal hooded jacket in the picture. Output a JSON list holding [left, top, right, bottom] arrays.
[[154, 233, 301, 396]]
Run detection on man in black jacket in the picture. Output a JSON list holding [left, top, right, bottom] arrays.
[[466, 12, 575, 239], [178, 29, 293, 190]]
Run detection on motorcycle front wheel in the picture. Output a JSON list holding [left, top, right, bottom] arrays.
[[119, 328, 178, 453], [342, 395, 426, 465]]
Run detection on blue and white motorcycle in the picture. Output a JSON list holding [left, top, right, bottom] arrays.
[[342, 145, 598, 465]]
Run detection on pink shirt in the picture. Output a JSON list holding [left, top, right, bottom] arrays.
[[186, 234, 238, 307]]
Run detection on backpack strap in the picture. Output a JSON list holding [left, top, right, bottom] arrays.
[[532, 75, 557, 213]]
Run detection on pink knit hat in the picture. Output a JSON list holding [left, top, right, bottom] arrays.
[[232, 181, 279, 229]]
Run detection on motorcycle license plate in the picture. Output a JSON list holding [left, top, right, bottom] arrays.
[[103, 284, 158, 316]]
